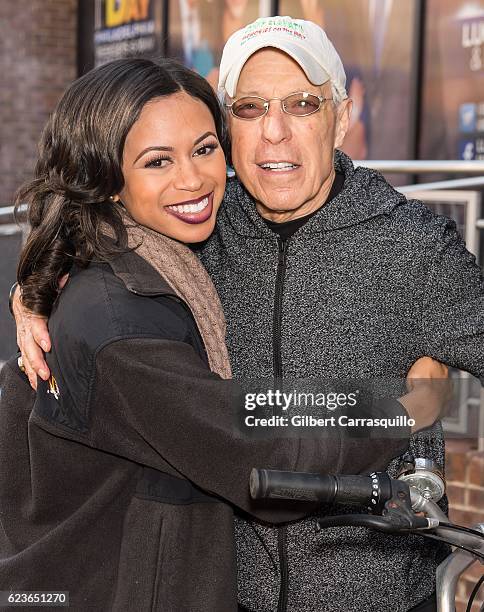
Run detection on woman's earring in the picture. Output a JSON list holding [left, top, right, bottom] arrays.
[[109, 195, 120, 203]]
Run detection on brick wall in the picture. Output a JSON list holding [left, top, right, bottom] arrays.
[[0, 1, 78, 205], [446, 440, 484, 612]]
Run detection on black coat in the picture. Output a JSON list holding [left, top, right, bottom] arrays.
[[0, 250, 409, 611]]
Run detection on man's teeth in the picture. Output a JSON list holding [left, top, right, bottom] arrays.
[[260, 162, 298, 171], [168, 197, 209, 214]]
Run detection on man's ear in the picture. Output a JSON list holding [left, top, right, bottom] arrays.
[[334, 98, 353, 149]]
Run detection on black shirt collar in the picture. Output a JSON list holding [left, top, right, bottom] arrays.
[[263, 171, 345, 240]]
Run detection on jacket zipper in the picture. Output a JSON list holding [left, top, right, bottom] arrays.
[[277, 527, 289, 612], [273, 238, 288, 378], [274, 237, 290, 612]]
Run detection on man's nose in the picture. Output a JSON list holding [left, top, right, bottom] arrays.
[[261, 101, 292, 145], [173, 159, 203, 192]]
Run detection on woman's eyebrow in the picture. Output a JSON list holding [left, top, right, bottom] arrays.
[[194, 131, 217, 145], [134, 145, 173, 164]]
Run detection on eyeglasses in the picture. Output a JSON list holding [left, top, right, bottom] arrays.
[[225, 91, 333, 120]]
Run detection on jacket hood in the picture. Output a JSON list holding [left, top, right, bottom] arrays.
[[222, 150, 407, 237]]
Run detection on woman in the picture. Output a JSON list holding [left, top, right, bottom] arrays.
[[1, 58, 446, 611]]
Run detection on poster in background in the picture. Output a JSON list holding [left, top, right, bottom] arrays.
[[93, 0, 164, 67], [167, 0, 272, 89], [420, 0, 484, 160], [277, 0, 419, 162]]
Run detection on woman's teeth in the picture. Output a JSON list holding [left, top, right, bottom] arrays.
[[260, 162, 298, 171], [167, 197, 209, 214]]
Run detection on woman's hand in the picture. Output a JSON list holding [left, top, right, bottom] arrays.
[[401, 356, 452, 433], [406, 356, 449, 389], [13, 275, 68, 389]]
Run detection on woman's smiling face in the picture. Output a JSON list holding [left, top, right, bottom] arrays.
[[118, 91, 227, 243]]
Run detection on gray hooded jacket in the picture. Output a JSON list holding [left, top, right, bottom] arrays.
[[198, 151, 484, 612]]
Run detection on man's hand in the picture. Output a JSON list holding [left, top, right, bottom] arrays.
[[12, 275, 68, 389], [401, 356, 451, 433]]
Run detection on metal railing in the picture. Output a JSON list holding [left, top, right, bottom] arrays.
[[0, 205, 28, 241], [0, 204, 26, 220], [400, 176, 484, 192], [354, 159, 484, 197], [354, 160, 484, 174]]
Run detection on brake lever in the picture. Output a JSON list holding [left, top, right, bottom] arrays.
[[317, 476, 437, 533], [382, 479, 434, 530]]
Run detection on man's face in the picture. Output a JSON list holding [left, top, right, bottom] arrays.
[[228, 48, 351, 222]]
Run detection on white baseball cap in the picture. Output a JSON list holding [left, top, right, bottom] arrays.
[[218, 16, 347, 101]]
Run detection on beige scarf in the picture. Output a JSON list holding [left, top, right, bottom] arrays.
[[123, 218, 232, 380]]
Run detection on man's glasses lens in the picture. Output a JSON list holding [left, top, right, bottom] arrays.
[[231, 98, 267, 119], [284, 92, 321, 116], [230, 93, 322, 119]]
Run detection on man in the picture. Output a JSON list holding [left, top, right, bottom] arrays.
[[12, 16, 484, 612], [201, 17, 483, 612]]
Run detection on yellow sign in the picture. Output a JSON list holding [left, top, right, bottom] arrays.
[[106, 0, 151, 28]]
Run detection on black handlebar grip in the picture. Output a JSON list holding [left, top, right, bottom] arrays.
[[332, 475, 374, 506], [250, 469, 382, 508], [250, 469, 337, 502]]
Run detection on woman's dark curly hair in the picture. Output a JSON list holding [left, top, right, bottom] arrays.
[[16, 57, 229, 316]]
